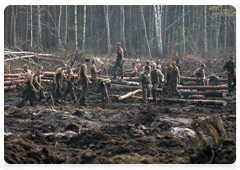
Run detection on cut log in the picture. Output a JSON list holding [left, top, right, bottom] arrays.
[[181, 76, 227, 82], [118, 89, 142, 100], [4, 85, 17, 90], [111, 80, 140, 86], [4, 74, 23, 77], [4, 80, 24, 86], [179, 90, 226, 97], [160, 98, 227, 106], [32, 56, 63, 63], [187, 95, 205, 99], [177, 85, 227, 90]]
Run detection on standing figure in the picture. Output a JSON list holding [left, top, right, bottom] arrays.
[[223, 55, 236, 95], [34, 65, 45, 102], [45, 63, 67, 106], [18, 64, 32, 98], [62, 66, 77, 104], [124, 63, 138, 78], [18, 70, 41, 107], [151, 63, 164, 105], [79, 59, 92, 106], [113, 42, 124, 80], [142, 61, 151, 73], [163, 60, 172, 97], [156, 59, 163, 97], [139, 66, 151, 104], [193, 64, 206, 87], [168, 61, 183, 98], [99, 79, 111, 108], [73, 64, 82, 99], [91, 60, 101, 92]]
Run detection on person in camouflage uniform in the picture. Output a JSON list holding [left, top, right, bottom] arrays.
[[223, 55, 236, 95], [124, 63, 138, 78], [139, 66, 151, 104], [99, 79, 111, 108], [113, 42, 124, 80], [73, 64, 82, 99], [142, 61, 151, 73], [193, 64, 206, 86], [45, 64, 67, 106], [91, 60, 102, 92], [163, 60, 172, 97], [79, 59, 92, 106], [156, 59, 163, 97], [62, 66, 77, 104], [206, 74, 219, 86], [34, 65, 45, 102], [18, 70, 41, 107], [168, 61, 183, 98], [18, 64, 32, 99], [151, 63, 164, 105]]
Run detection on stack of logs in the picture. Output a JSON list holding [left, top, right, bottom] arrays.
[[4, 72, 229, 106]]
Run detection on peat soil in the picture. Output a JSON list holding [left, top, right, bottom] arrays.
[[4, 87, 236, 164]]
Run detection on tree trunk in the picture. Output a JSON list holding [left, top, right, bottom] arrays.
[[104, 5, 111, 54], [82, 5, 86, 51], [57, 5, 62, 46], [25, 5, 28, 47], [9, 5, 14, 47], [182, 5, 186, 54], [75, 5, 78, 51], [179, 90, 226, 97], [13, 6, 17, 47], [90, 5, 93, 49], [157, 5, 162, 54], [118, 89, 142, 100], [204, 5, 207, 53], [47, 5, 51, 48], [224, 5, 227, 49], [140, 5, 151, 58], [163, 5, 167, 49], [153, 5, 161, 54], [53, 5, 57, 47], [216, 6, 222, 49], [37, 5, 42, 46], [64, 5, 68, 44], [139, 6, 142, 55], [161, 98, 227, 106], [121, 5, 127, 51], [191, 5, 195, 41], [30, 5, 33, 48], [129, 5, 132, 55]]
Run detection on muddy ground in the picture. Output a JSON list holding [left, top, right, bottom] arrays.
[[4, 81, 236, 164]]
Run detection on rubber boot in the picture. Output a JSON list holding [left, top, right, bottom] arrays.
[[113, 74, 117, 80], [81, 98, 88, 106], [45, 97, 49, 106]]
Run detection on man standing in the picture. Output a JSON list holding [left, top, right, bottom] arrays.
[[99, 79, 111, 108], [74, 64, 82, 99], [156, 59, 163, 96], [113, 42, 124, 80], [45, 63, 67, 106], [168, 61, 183, 98], [124, 63, 138, 78], [18, 64, 32, 98], [79, 59, 92, 106], [34, 65, 45, 102], [223, 55, 236, 95], [142, 61, 151, 72], [139, 66, 151, 104], [163, 60, 172, 97], [18, 70, 40, 107], [151, 63, 164, 105], [193, 64, 206, 87], [62, 66, 77, 104], [91, 60, 101, 92]]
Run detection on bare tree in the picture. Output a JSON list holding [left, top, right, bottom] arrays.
[[204, 5, 207, 52], [13, 6, 17, 47], [216, 6, 222, 49], [90, 5, 93, 49], [82, 5, 86, 51], [30, 5, 32, 48], [182, 5, 186, 53], [64, 5, 68, 44], [75, 5, 78, 51], [58, 5, 62, 45], [153, 5, 161, 54], [25, 5, 28, 47], [224, 5, 227, 49], [120, 5, 127, 51], [104, 5, 111, 54], [37, 5, 42, 46]]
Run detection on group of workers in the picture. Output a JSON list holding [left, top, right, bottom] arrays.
[[17, 42, 236, 108]]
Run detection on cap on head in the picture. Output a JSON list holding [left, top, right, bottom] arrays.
[[146, 61, 150, 65], [85, 58, 90, 62], [117, 42, 121, 46], [230, 55, 234, 58], [132, 63, 135, 66], [23, 64, 29, 69], [145, 66, 150, 70], [37, 65, 43, 69], [92, 60, 95, 64], [77, 64, 81, 67]]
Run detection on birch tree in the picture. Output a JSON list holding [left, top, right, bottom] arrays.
[[75, 5, 78, 51], [120, 5, 127, 51], [216, 6, 222, 49], [64, 5, 68, 44], [13, 6, 17, 47], [25, 5, 28, 46], [90, 5, 93, 49], [104, 5, 111, 54], [153, 5, 161, 54], [58, 5, 62, 45], [37, 5, 42, 46], [82, 5, 86, 51], [224, 5, 227, 49], [182, 5, 186, 53], [30, 5, 32, 48], [204, 5, 207, 52]]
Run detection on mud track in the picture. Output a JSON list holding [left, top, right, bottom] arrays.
[[4, 88, 236, 164]]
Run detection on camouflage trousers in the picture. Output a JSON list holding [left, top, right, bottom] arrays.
[[92, 80, 98, 93], [19, 89, 39, 107], [47, 82, 62, 101], [196, 79, 205, 91], [168, 79, 181, 97], [100, 85, 108, 101], [113, 61, 124, 77], [62, 83, 77, 102], [152, 83, 160, 101], [142, 83, 151, 104], [80, 80, 89, 99], [228, 73, 236, 91]]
